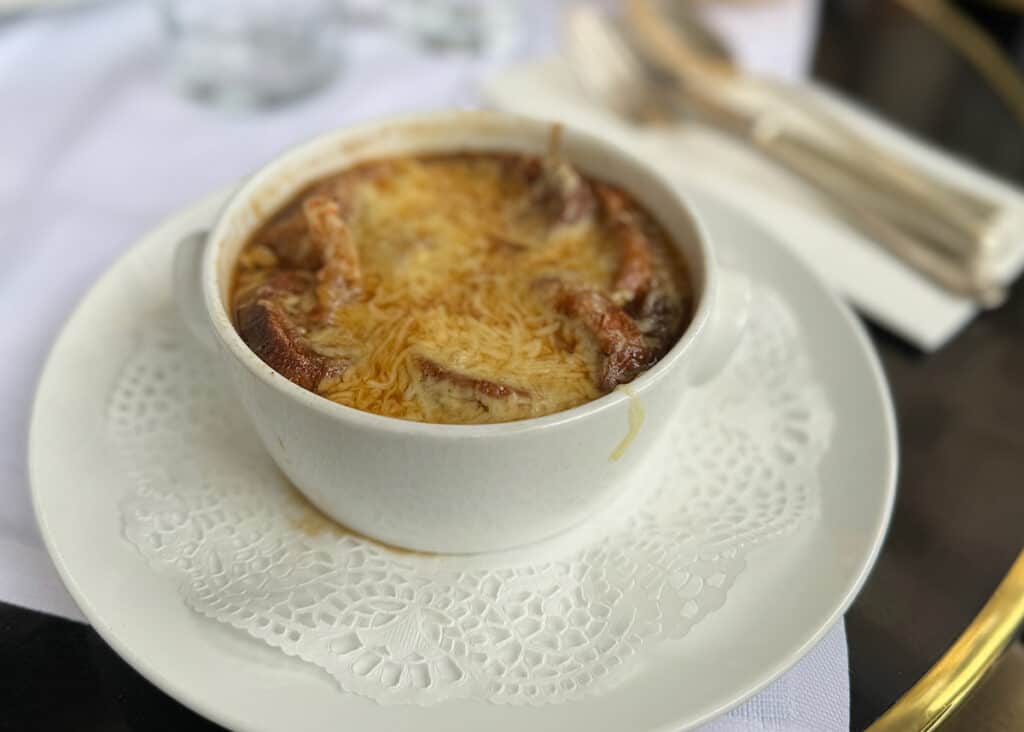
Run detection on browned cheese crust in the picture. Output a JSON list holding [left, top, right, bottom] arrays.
[[230, 145, 692, 423]]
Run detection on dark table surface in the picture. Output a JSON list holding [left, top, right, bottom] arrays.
[[818, 2, 1024, 728], [3, 3, 1024, 731]]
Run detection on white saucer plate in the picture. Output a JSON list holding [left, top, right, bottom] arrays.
[[31, 188, 897, 731]]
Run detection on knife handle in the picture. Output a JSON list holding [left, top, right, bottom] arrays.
[[762, 132, 1006, 307], [758, 77, 1004, 245], [684, 86, 1006, 306]]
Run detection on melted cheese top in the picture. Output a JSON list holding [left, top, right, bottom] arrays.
[[233, 153, 689, 424]]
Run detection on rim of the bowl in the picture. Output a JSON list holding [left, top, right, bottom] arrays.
[[203, 110, 717, 438]]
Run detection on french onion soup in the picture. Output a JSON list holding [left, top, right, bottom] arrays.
[[231, 143, 693, 424]]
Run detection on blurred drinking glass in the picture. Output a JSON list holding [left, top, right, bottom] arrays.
[[159, 0, 342, 109], [387, 0, 523, 57]]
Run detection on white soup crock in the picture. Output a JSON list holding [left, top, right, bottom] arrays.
[[174, 110, 749, 554]]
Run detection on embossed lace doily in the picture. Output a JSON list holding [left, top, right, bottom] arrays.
[[111, 284, 833, 706]]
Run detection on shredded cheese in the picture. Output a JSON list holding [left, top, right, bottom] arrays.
[[233, 153, 689, 424]]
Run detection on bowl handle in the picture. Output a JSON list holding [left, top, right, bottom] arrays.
[[173, 231, 218, 352], [689, 265, 752, 385]]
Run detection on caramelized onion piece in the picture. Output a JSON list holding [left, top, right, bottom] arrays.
[[535, 157, 596, 225], [248, 214, 319, 270], [595, 183, 653, 308], [487, 232, 530, 256], [517, 127, 596, 227], [417, 357, 530, 401], [539, 279, 653, 391], [635, 292, 688, 360], [303, 194, 363, 320], [235, 271, 349, 391]]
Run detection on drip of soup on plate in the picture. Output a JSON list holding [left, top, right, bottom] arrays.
[[231, 140, 692, 424]]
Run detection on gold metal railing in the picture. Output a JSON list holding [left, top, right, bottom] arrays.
[[868, 551, 1024, 731]]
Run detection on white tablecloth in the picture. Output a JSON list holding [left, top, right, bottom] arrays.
[[0, 2, 847, 729]]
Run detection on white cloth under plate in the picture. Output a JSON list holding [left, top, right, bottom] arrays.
[[1, 2, 846, 729], [486, 61, 1024, 352]]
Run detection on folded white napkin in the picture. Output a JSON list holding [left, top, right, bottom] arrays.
[[485, 60, 1024, 351]]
